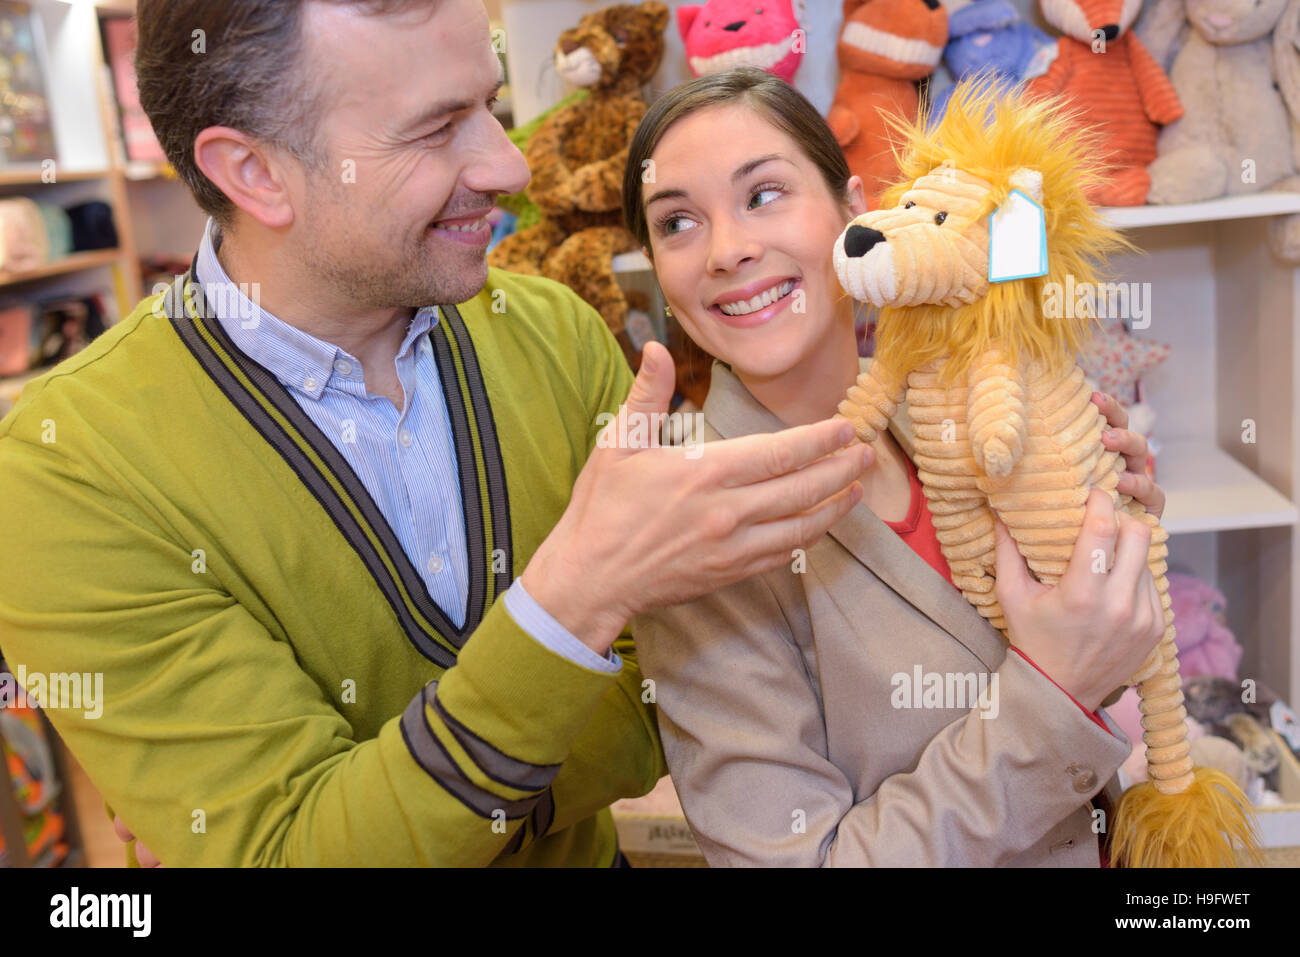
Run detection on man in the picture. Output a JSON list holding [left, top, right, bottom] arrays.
[[0, 0, 867, 866]]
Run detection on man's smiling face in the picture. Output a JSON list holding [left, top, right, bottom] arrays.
[[288, 0, 528, 308]]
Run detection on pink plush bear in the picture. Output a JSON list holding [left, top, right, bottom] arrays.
[[678, 0, 805, 83]]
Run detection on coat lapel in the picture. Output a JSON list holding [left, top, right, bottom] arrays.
[[702, 359, 1008, 670]]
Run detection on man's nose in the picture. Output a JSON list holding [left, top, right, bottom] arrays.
[[467, 116, 530, 198]]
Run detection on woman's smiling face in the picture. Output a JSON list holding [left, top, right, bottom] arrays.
[[643, 103, 866, 381]]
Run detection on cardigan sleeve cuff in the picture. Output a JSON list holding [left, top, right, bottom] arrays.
[[1009, 646, 1113, 737]]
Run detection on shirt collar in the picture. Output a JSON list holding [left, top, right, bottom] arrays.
[[194, 218, 440, 400]]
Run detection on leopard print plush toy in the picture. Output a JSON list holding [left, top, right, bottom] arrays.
[[833, 80, 1259, 868], [488, 2, 668, 362]]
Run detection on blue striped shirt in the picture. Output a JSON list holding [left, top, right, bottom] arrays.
[[195, 219, 617, 672]]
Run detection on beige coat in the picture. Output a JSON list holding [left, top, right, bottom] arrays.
[[632, 360, 1133, 867]]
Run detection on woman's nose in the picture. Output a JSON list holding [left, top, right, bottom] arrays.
[[706, 218, 760, 273]]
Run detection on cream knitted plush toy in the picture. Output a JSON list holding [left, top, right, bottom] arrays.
[[834, 80, 1259, 868]]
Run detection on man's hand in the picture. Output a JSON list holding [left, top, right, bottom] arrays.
[[1092, 391, 1165, 519], [522, 342, 871, 655], [112, 815, 162, 868], [992, 488, 1166, 712]]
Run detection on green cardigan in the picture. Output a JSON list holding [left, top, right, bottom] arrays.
[[0, 266, 665, 866]]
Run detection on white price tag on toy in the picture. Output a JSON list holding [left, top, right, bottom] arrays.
[[988, 188, 1048, 283]]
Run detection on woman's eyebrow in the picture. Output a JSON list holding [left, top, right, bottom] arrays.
[[645, 153, 789, 208], [731, 153, 787, 182]]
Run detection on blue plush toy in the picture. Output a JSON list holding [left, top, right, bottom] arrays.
[[929, 0, 1055, 124]]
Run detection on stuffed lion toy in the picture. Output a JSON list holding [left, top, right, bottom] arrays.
[[834, 80, 1259, 867], [488, 1, 668, 362]]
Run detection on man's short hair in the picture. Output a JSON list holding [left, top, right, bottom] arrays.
[[135, 0, 431, 224]]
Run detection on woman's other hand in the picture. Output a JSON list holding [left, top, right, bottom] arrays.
[[992, 488, 1165, 712], [112, 814, 162, 868], [1091, 391, 1165, 520]]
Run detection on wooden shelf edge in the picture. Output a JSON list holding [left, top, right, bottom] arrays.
[[122, 160, 177, 182], [0, 168, 113, 186], [0, 249, 121, 287], [1159, 439, 1298, 535], [1100, 192, 1300, 230]]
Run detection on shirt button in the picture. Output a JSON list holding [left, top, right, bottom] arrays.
[[334, 360, 352, 376], [1066, 763, 1098, 793], [302, 376, 318, 392], [427, 555, 444, 574], [399, 429, 413, 447]]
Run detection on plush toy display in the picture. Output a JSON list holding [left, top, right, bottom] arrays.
[[1270, 1, 1300, 262], [832, 81, 1259, 867], [678, 0, 806, 83], [1134, 0, 1300, 207], [929, 0, 1056, 124], [1028, 0, 1182, 207], [826, 0, 948, 208], [1076, 315, 1169, 407], [487, 2, 668, 360]]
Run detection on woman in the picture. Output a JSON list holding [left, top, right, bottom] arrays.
[[623, 69, 1168, 867]]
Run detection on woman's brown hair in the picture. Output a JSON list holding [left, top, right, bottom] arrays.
[[622, 67, 852, 256]]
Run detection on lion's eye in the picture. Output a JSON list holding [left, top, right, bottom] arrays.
[[935, 211, 948, 225], [904, 201, 915, 209]]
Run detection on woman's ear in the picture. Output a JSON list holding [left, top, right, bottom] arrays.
[[846, 175, 868, 218]]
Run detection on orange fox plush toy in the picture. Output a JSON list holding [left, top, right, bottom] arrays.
[[827, 0, 948, 208], [1028, 0, 1182, 206]]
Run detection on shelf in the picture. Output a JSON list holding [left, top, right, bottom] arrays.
[[612, 195, 1300, 276], [612, 250, 652, 274], [1158, 439, 1297, 535], [0, 167, 112, 186], [1099, 192, 1300, 230], [123, 160, 177, 182], [0, 249, 120, 288]]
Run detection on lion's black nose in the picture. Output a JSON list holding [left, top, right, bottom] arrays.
[[844, 225, 886, 258], [1100, 23, 1119, 40]]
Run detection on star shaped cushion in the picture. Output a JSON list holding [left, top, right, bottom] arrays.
[[1077, 317, 1170, 406]]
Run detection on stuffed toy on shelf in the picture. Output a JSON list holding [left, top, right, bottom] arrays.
[[832, 80, 1259, 867], [678, 0, 806, 83], [827, 0, 948, 208], [1135, 0, 1300, 210], [487, 1, 668, 361], [929, 0, 1056, 125], [1028, 0, 1182, 207]]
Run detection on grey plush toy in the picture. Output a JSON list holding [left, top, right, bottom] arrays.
[[1137, 0, 1300, 209]]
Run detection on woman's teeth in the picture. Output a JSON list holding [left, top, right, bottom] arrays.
[[435, 217, 487, 232], [717, 279, 795, 317]]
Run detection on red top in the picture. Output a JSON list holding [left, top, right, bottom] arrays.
[[882, 452, 956, 587]]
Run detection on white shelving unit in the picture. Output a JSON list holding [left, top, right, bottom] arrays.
[[0, 0, 207, 417], [505, 0, 1300, 704]]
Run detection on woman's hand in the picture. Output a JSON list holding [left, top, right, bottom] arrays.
[[1091, 391, 1165, 520], [992, 488, 1165, 712], [112, 814, 162, 868]]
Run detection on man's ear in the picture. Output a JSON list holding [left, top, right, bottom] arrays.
[[194, 126, 297, 229], [845, 175, 868, 218]]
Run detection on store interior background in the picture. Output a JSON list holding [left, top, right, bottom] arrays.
[[0, 0, 1297, 866]]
